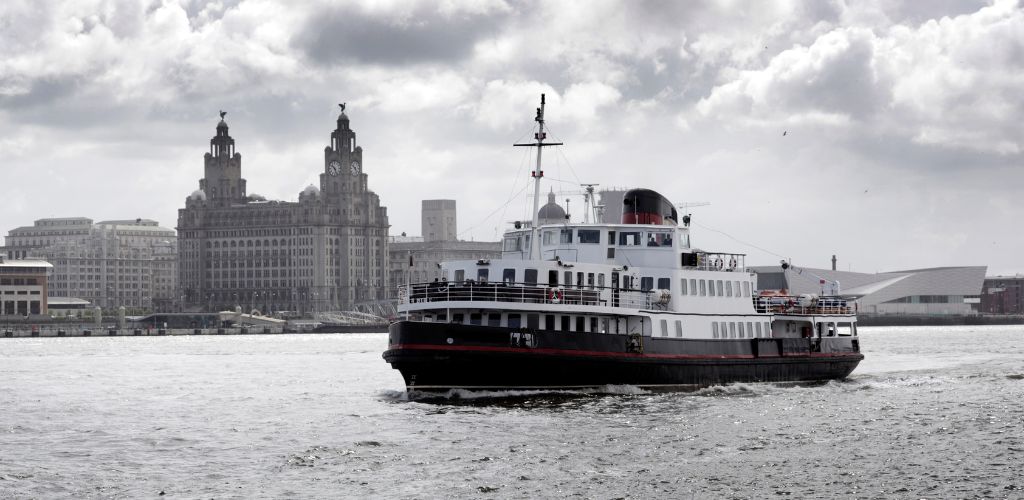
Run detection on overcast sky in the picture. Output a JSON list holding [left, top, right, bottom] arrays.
[[2, 0, 1022, 275]]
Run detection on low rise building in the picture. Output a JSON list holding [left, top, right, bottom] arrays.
[[751, 265, 987, 316], [0, 257, 52, 317], [980, 275, 1024, 315]]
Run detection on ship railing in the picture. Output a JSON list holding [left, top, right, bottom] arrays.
[[753, 295, 855, 315], [399, 281, 653, 309]]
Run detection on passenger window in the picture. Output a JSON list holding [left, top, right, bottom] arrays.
[[527, 314, 540, 329], [503, 268, 515, 283], [545, 315, 555, 330], [508, 314, 522, 328], [734, 281, 741, 298], [700, 280, 707, 296], [598, 274, 606, 288], [587, 273, 595, 289], [755, 322, 761, 337], [576, 316, 585, 332], [738, 322, 744, 338], [657, 278, 670, 290], [713, 322, 719, 338], [478, 268, 489, 282], [708, 280, 715, 297], [764, 322, 771, 336], [488, 314, 501, 327], [524, 269, 538, 285], [453, 313, 464, 324], [470, 313, 482, 325], [747, 322, 753, 337], [454, 270, 465, 282], [675, 321, 683, 338], [680, 279, 688, 295], [641, 277, 654, 291], [564, 271, 573, 287], [577, 272, 584, 289], [729, 322, 736, 338], [660, 319, 668, 337], [725, 281, 733, 297], [690, 279, 697, 295], [743, 281, 750, 297], [716, 280, 724, 296]]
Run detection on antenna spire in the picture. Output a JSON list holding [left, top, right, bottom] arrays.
[[514, 93, 564, 259]]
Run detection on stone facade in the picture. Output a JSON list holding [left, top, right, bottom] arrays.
[[177, 108, 389, 314], [3, 218, 176, 312]]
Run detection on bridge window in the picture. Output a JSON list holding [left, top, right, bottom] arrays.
[[560, 229, 572, 244], [618, 232, 641, 246], [577, 229, 600, 244], [542, 230, 556, 245]]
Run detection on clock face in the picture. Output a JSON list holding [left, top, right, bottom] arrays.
[[350, 161, 360, 174], [328, 160, 341, 176]]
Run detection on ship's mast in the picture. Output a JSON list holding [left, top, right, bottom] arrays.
[[514, 94, 562, 260]]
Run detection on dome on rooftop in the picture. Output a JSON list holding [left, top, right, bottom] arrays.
[[537, 191, 566, 224]]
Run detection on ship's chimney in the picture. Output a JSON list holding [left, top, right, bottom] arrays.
[[831, 254, 837, 271]]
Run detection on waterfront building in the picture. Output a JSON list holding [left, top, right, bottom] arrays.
[[980, 275, 1024, 315], [388, 200, 500, 299], [176, 107, 389, 313], [2, 218, 176, 312], [751, 265, 987, 316], [0, 257, 52, 317]]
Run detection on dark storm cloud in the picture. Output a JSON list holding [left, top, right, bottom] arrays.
[[295, 5, 512, 66]]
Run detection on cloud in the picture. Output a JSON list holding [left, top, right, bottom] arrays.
[[696, 1, 1024, 155], [294, 1, 512, 66]]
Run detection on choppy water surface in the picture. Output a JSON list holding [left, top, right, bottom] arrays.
[[2, 326, 1023, 499]]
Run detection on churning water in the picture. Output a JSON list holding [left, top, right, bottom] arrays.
[[1, 325, 1022, 499]]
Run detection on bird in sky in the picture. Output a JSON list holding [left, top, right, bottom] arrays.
[[782, 131, 787, 136]]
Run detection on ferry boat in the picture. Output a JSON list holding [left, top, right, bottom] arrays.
[[382, 95, 863, 391]]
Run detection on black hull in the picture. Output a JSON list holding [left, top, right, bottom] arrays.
[[383, 321, 863, 391]]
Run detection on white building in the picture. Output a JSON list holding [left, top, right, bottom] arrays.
[[3, 218, 177, 312], [750, 265, 987, 316]]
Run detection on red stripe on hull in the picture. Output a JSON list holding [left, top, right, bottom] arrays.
[[388, 343, 864, 361]]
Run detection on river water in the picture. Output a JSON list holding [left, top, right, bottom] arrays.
[[1, 325, 1022, 499]]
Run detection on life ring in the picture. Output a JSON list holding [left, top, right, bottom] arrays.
[[714, 258, 723, 270], [728, 257, 737, 270], [548, 288, 562, 304]]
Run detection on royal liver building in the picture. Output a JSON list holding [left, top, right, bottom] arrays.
[[177, 106, 389, 313]]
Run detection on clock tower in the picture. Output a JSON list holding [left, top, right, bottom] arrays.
[[322, 103, 364, 196]]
